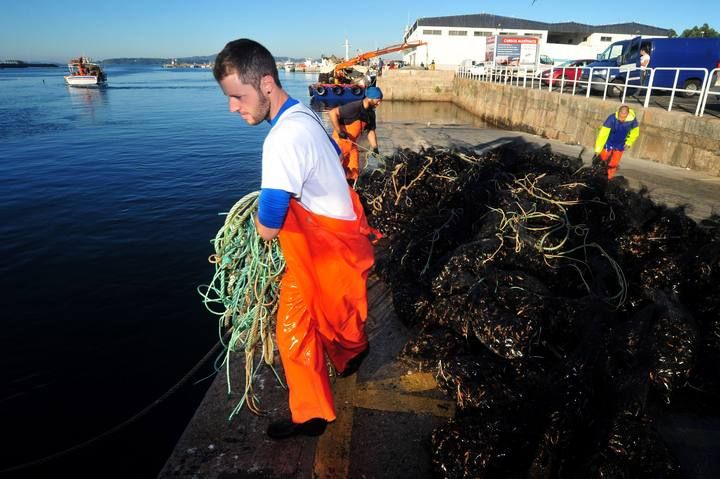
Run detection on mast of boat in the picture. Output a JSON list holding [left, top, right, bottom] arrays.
[[344, 39, 350, 61]]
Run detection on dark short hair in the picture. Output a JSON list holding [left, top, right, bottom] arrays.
[[213, 38, 281, 89]]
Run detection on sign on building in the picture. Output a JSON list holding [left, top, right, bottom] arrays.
[[486, 36, 539, 67]]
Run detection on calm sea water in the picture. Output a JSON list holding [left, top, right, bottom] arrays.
[[0, 65, 326, 478]]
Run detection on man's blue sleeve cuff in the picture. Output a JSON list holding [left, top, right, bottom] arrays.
[[258, 188, 291, 228]]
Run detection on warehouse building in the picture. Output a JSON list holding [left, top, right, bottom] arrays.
[[402, 13, 671, 68]]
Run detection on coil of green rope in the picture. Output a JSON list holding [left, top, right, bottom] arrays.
[[197, 191, 286, 418]]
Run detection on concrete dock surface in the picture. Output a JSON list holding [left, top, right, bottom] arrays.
[[159, 110, 720, 478], [159, 279, 454, 479]]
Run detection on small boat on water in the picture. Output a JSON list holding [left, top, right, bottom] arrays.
[[64, 56, 106, 87], [284, 60, 295, 72]]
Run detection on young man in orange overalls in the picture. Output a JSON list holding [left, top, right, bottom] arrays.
[[328, 86, 383, 180], [214, 39, 375, 439]]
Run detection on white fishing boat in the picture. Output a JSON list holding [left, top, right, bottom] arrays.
[[64, 56, 107, 86], [284, 60, 295, 72]]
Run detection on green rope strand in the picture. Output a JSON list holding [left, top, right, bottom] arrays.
[[197, 191, 286, 419]]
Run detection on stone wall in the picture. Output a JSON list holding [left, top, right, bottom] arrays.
[[377, 70, 455, 102], [378, 71, 720, 176]]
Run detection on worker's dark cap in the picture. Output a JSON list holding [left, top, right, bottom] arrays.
[[365, 86, 383, 99]]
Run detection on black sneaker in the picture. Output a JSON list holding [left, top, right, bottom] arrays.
[[338, 345, 370, 378], [266, 418, 328, 440]]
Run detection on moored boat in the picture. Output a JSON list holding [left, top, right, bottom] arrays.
[[284, 60, 295, 72], [64, 56, 106, 86]]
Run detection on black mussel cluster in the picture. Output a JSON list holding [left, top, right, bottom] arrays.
[[357, 144, 720, 478]]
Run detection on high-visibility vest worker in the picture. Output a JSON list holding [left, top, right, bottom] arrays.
[[329, 86, 383, 180], [594, 105, 640, 179]]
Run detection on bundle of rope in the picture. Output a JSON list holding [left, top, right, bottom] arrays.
[[198, 191, 286, 418], [488, 173, 627, 309]]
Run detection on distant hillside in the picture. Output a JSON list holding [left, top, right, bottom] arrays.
[[0, 60, 58, 68], [274, 56, 309, 63], [102, 55, 308, 65], [102, 57, 177, 65]]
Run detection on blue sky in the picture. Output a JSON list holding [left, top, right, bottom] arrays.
[[2, 0, 718, 62]]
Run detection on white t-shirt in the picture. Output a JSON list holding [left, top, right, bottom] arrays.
[[640, 53, 650, 70], [261, 102, 356, 220]]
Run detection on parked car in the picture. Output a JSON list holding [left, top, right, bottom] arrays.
[[459, 59, 488, 76], [540, 59, 595, 85]]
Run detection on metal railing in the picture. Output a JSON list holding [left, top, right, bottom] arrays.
[[699, 68, 720, 117], [456, 65, 718, 117]]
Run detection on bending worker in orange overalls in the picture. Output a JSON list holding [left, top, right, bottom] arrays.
[[594, 105, 640, 179], [329, 86, 383, 180], [214, 39, 375, 439]]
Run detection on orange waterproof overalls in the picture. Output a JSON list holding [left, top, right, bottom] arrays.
[[599, 149, 624, 180], [276, 189, 375, 423], [331, 120, 366, 181]]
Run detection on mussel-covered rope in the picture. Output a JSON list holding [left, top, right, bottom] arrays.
[[364, 157, 627, 309], [465, 170, 625, 308], [197, 191, 286, 418], [489, 174, 627, 309]]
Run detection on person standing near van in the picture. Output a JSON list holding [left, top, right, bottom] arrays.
[[640, 47, 651, 86], [594, 105, 640, 179]]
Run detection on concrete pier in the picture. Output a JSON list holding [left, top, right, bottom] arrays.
[[160, 79, 720, 477], [159, 279, 453, 478]]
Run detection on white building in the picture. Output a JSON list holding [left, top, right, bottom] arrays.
[[402, 14, 670, 68]]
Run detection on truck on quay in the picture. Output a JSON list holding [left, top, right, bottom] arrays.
[[582, 36, 720, 97], [308, 41, 425, 104]]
